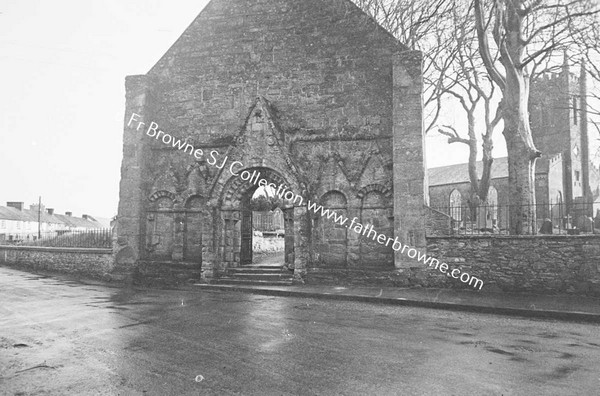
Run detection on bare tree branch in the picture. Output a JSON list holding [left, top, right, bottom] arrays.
[[437, 126, 471, 145], [474, 0, 507, 90]]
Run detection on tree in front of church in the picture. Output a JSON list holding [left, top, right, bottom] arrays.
[[355, 0, 600, 234], [473, 0, 600, 234], [435, 2, 502, 213]]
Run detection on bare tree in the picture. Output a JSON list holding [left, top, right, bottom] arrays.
[[352, 0, 459, 133], [473, 0, 600, 234], [354, 0, 503, 202], [436, 2, 503, 208], [354, 0, 600, 234]]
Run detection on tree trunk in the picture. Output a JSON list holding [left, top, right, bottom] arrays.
[[473, 0, 542, 234], [463, 111, 481, 222], [503, 95, 540, 234], [467, 140, 480, 219], [478, 136, 494, 202], [467, 111, 480, 199]]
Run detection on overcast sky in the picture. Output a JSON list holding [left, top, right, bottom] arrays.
[[0, 0, 508, 219]]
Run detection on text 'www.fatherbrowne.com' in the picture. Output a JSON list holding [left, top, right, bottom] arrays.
[[127, 113, 484, 290]]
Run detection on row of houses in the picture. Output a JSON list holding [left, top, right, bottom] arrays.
[[0, 201, 112, 242]]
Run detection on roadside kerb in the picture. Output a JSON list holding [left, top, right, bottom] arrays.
[[194, 284, 600, 324]]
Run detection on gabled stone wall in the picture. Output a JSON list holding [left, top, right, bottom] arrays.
[[115, 0, 425, 282]]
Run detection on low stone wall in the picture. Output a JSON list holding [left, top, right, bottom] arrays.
[[0, 245, 113, 278], [425, 207, 453, 237], [427, 235, 600, 296]]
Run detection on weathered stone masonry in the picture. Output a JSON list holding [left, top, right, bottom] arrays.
[[115, 0, 427, 283], [426, 235, 600, 296], [0, 246, 113, 278]]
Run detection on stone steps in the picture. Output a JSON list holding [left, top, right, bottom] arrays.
[[133, 261, 203, 286], [230, 267, 286, 274], [223, 273, 293, 281], [214, 265, 294, 286], [211, 278, 294, 286]]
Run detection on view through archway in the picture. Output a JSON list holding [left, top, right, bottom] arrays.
[[241, 185, 288, 267]]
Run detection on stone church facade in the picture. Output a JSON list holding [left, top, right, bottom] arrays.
[[115, 0, 426, 284]]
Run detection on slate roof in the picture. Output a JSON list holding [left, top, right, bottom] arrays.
[[428, 157, 510, 187], [90, 216, 113, 229], [0, 204, 105, 229], [428, 156, 554, 187], [0, 206, 36, 222]]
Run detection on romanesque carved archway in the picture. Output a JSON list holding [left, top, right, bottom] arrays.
[[217, 167, 300, 271]]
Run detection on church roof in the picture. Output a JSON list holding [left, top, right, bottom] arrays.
[[428, 156, 556, 187], [428, 157, 510, 186]]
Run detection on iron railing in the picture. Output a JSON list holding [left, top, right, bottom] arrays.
[[0, 229, 113, 248], [432, 201, 597, 235], [253, 211, 284, 232]]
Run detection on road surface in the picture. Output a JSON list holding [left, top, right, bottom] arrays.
[[0, 266, 599, 395]]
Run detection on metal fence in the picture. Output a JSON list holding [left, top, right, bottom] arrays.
[[0, 229, 113, 248], [253, 210, 284, 232], [432, 202, 597, 235]]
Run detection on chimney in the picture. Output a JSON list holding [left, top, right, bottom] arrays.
[[65, 211, 72, 216], [47, 208, 54, 215], [82, 214, 89, 220], [7, 202, 24, 211]]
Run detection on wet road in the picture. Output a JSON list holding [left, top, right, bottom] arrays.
[[1, 267, 599, 396]]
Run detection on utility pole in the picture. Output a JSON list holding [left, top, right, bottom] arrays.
[[38, 196, 41, 240]]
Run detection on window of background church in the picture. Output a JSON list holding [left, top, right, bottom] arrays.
[[449, 189, 462, 222], [575, 171, 580, 182], [487, 186, 498, 222], [573, 97, 578, 125]]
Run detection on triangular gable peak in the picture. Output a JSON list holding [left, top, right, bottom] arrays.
[[148, 0, 406, 75]]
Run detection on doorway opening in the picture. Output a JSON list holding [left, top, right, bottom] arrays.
[[240, 184, 292, 267]]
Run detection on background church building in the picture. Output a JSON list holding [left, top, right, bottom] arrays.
[[428, 61, 600, 233]]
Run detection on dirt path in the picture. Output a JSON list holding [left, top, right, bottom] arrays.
[[251, 251, 285, 266]]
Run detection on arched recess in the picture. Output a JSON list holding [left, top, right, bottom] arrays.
[[359, 187, 394, 269], [183, 195, 205, 263], [552, 191, 564, 226], [314, 191, 348, 268], [218, 167, 298, 269], [145, 191, 176, 260]]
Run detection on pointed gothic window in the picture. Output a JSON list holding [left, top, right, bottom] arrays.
[[449, 189, 462, 221], [487, 186, 498, 222]]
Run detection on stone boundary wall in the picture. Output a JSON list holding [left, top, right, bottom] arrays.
[[253, 235, 284, 254], [0, 245, 113, 278], [427, 235, 600, 296], [425, 207, 453, 237]]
